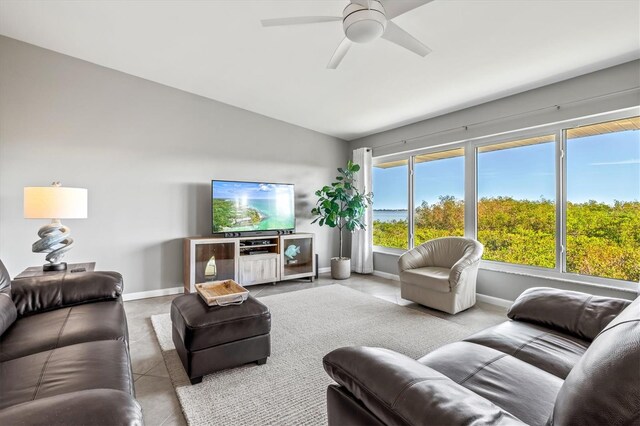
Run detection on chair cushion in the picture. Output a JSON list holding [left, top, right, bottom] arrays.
[[0, 340, 134, 410], [550, 296, 640, 426], [0, 260, 10, 297], [399, 266, 450, 293], [419, 341, 563, 426], [171, 294, 271, 351], [463, 320, 589, 379], [0, 301, 127, 362]]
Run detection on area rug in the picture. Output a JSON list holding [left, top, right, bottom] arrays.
[[151, 285, 471, 425]]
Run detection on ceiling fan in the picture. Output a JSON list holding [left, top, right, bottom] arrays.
[[261, 0, 432, 69]]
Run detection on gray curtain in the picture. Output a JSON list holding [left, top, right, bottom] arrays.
[[351, 147, 373, 273]]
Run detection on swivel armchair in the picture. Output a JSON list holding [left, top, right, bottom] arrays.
[[398, 237, 483, 314]]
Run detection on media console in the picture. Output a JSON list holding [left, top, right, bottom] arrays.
[[183, 233, 315, 293]]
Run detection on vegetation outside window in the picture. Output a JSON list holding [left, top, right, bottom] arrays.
[[413, 148, 465, 246], [566, 117, 640, 282], [477, 135, 556, 268], [373, 159, 408, 249]]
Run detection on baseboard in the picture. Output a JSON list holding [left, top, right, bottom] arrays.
[[476, 293, 513, 308], [123, 286, 184, 301], [372, 270, 400, 281], [318, 267, 331, 274]]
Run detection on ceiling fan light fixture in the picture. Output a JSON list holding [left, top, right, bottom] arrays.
[[343, 1, 387, 44]]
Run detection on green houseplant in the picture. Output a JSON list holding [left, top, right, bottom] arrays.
[[311, 161, 373, 279]]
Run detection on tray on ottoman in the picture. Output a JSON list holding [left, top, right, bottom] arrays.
[[195, 280, 249, 306], [171, 293, 271, 384]]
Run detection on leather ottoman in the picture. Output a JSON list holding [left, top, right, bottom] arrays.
[[170, 293, 271, 384]]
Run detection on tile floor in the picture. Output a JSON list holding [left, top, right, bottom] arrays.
[[124, 273, 508, 425]]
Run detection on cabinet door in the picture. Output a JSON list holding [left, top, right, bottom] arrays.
[[191, 240, 238, 291], [239, 254, 279, 285], [280, 235, 315, 280]]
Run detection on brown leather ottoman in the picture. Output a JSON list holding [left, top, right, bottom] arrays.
[[170, 293, 271, 384]]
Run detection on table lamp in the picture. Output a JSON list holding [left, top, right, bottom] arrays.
[[23, 182, 88, 271]]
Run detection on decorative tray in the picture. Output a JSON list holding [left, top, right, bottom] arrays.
[[195, 280, 249, 306]]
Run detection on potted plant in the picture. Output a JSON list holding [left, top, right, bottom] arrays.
[[311, 161, 373, 279]]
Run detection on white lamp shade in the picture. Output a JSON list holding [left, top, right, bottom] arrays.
[[24, 186, 88, 219]]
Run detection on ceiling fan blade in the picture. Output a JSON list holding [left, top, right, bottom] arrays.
[[380, 0, 435, 19], [327, 38, 352, 69], [381, 21, 432, 57], [261, 16, 342, 27]]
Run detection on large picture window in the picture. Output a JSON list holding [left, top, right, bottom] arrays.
[[477, 135, 556, 268], [414, 148, 464, 246], [371, 111, 638, 288], [566, 117, 640, 282], [372, 159, 408, 249]]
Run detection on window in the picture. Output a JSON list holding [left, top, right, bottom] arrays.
[[414, 148, 465, 246], [371, 110, 639, 288], [372, 159, 408, 249], [566, 117, 640, 282], [477, 135, 556, 268]]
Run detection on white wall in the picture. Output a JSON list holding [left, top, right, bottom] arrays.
[[351, 60, 640, 301], [0, 36, 349, 294]]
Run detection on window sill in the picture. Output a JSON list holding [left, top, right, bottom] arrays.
[[373, 246, 406, 256], [480, 261, 638, 294]]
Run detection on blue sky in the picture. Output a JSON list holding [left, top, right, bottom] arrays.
[[213, 181, 293, 200], [373, 130, 640, 209]]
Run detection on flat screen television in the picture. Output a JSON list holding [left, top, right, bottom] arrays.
[[211, 180, 295, 235]]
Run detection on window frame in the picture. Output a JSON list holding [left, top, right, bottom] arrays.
[[371, 107, 640, 291]]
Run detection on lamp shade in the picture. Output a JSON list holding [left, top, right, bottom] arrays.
[[24, 186, 88, 219]]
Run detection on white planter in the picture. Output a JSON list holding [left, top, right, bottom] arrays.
[[331, 257, 351, 280]]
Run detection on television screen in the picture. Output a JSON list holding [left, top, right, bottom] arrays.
[[212, 180, 295, 233]]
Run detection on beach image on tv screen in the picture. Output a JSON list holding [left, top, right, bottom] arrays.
[[212, 181, 295, 232]]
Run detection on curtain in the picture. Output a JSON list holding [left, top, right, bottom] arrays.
[[351, 147, 373, 273]]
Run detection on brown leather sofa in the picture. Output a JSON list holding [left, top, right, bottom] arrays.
[[0, 260, 143, 425], [324, 287, 639, 426]]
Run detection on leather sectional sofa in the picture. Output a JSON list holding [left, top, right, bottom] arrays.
[[0, 260, 143, 425], [324, 287, 640, 426]]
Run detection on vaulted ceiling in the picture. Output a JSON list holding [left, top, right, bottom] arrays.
[[1, 0, 638, 140]]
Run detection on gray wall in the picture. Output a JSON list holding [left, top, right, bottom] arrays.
[[0, 36, 349, 294], [352, 61, 640, 301]]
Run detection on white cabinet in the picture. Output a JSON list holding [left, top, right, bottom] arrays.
[[239, 253, 279, 285]]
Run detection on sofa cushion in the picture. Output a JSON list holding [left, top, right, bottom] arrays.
[[507, 287, 630, 341], [463, 320, 589, 379], [550, 296, 640, 426], [0, 294, 17, 336], [0, 340, 134, 410], [419, 341, 563, 426], [399, 267, 450, 293], [0, 260, 10, 297], [0, 300, 128, 362]]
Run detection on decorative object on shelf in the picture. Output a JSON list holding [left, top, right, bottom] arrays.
[[284, 244, 300, 264], [23, 182, 88, 272], [204, 255, 217, 281], [311, 161, 373, 279]]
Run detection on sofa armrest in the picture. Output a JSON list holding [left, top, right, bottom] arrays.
[[507, 287, 631, 341], [323, 346, 525, 426], [0, 389, 143, 426], [11, 271, 123, 317]]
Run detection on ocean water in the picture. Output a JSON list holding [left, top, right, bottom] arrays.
[[373, 210, 408, 223]]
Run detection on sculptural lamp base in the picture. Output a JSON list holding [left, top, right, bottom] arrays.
[[43, 262, 67, 272]]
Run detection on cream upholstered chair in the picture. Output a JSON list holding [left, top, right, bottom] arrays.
[[398, 237, 484, 314]]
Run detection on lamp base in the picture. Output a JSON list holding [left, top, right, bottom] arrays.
[[43, 262, 67, 272]]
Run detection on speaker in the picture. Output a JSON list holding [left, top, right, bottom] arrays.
[[315, 254, 319, 279]]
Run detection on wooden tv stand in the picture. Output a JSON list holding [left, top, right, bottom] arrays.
[[183, 233, 315, 293]]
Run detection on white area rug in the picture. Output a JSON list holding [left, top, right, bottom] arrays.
[[151, 285, 471, 425]]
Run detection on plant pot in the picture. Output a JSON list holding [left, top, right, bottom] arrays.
[[331, 257, 351, 280]]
